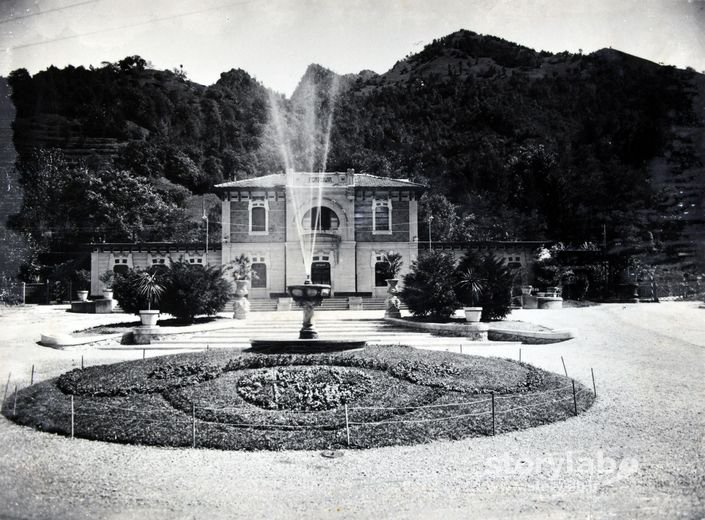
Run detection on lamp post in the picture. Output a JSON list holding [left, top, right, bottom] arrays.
[[202, 211, 209, 266], [428, 215, 434, 251]]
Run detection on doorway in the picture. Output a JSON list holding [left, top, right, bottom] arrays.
[[310, 262, 331, 286]]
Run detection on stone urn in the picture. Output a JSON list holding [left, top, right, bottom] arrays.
[[139, 309, 160, 327], [233, 279, 250, 320], [76, 290, 89, 302], [463, 307, 482, 322], [384, 278, 402, 319], [520, 285, 533, 295], [102, 289, 114, 300]]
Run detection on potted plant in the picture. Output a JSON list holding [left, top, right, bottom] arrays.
[[99, 270, 115, 300], [457, 268, 485, 322], [381, 252, 403, 318], [230, 254, 258, 320], [135, 271, 165, 327], [74, 269, 91, 302]]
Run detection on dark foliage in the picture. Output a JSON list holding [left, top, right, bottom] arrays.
[[159, 261, 233, 322], [457, 252, 514, 321], [400, 251, 460, 319]]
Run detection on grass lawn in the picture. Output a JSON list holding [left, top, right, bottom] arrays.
[[2, 345, 594, 450]]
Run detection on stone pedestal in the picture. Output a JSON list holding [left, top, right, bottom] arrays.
[[384, 279, 401, 318], [522, 294, 539, 309], [233, 280, 250, 319], [132, 326, 161, 345], [277, 297, 292, 311], [70, 299, 113, 313], [348, 296, 363, 310], [538, 296, 563, 309]]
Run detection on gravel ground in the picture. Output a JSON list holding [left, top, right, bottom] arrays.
[[0, 303, 704, 519]]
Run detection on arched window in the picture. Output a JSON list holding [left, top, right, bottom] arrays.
[[303, 207, 339, 231], [373, 198, 392, 234]]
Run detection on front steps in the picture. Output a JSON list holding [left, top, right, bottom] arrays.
[[225, 297, 402, 312]]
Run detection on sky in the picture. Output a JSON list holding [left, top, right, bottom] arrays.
[[0, 0, 704, 96]]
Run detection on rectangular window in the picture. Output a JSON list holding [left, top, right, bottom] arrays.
[[373, 198, 392, 233], [251, 207, 266, 232]]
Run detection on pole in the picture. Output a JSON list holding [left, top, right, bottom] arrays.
[[192, 403, 196, 448], [571, 380, 578, 416], [491, 392, 496, 436], [31, 365, 35, 385], [428, 215, 433, 251], [81, 355, 84, 370], [70, 395, 75, 438], [561, 356, 568, 377], [3, 372, 10, 402], [344, 404, 351, 447], [519, 348, 522, 363], [143, 349, 146, 360], [591, 368, 597, 397], [22, 282, 26, 305], [13, 385, 17, 416]]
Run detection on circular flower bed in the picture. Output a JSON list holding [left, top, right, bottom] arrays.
[[236, 367, 373, 412], [2, 345, 595, 450]]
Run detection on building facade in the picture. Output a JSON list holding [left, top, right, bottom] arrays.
[[215, 170, 425, 298]]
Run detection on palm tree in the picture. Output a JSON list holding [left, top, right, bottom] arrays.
[[135, 272, 165, 311]]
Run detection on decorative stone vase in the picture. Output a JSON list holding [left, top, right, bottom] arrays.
[[102, 289, 113, 300], [139, 309, 160, 327], [76, 290, 88, 302], [464, 307, 482, 322], [233, 280, 250, 320], [384, 278, 402, 318], [521, 285, 533, 295]]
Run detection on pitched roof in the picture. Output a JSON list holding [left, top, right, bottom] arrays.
[[214, 172, 426, 190]]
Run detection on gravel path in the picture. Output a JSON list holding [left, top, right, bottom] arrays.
[[0, 303, 704, 519]]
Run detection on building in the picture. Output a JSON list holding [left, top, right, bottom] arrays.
[[91, 170, 426, 298], [215, 170, 425, 298], [90, 170, 551, 302]]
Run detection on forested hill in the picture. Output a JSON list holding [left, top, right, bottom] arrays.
[[7, 30, 705, 263]]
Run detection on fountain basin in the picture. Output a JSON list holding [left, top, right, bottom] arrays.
[[249, 339, 367, 353]]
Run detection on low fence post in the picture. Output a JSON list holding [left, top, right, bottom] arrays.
[[70, 395, 75, 439], [192, 403, 196, 448], [30, 364, 35, 385], [344, 404, 351, 447], [491, 392, 495, 436], [571, 380, 578, 416], [561, 356, 568, 377], [13, 384, 17, 416], [591, 368, 597, 397], [22, 282, 26, 305]]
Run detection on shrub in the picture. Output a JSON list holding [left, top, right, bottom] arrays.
[[377, 252, 404, 280], [112, 269, 150, 314], [159, 261, 232, 323], [457, 252, 513, 321], [400, 250, 460, 320]]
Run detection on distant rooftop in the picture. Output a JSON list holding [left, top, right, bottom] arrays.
[[214, 171, 426, 190]]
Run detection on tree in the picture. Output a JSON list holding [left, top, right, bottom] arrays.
[[399, 251, 460, 320], [159, 262, 233, 323]]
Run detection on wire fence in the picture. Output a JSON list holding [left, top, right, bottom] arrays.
[[2, 355, 598, 447]]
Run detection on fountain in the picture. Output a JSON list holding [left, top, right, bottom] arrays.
[[249, 74, 366, 353]]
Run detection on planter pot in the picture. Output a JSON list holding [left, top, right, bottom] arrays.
[[102, 289, 113, 300], [76, 290, 89, 302], [521, 285, 533, 295], [464, 307, 482, 323], [384, 278, 401, 318], [139, 310, 160, 327], [233, 279, 250, 320]]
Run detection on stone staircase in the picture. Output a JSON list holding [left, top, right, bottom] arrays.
[[225, 297, 400, 312], [108, 316, 522, 353]]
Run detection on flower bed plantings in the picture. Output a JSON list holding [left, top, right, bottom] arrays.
[[3, 346, 595, 450]]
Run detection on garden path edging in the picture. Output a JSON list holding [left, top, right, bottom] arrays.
[[384, 317, 574, 344]]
